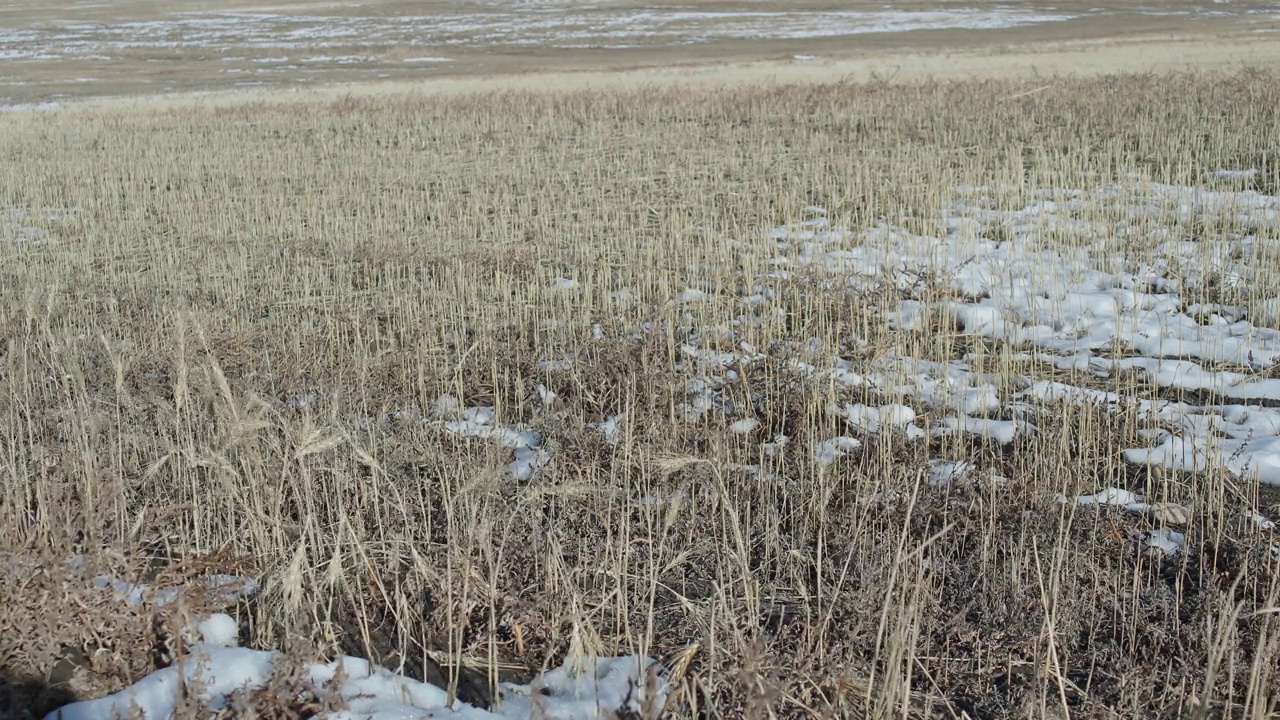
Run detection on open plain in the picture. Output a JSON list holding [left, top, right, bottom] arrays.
[[3, 0, 1280, 106], [3, 3, 1280, 719]]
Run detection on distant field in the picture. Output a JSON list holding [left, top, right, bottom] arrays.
[[2, 0, 1280, 106]]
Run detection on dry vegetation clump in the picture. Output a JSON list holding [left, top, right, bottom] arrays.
[[0, 548, 258, 718], [3, 70, 1280, 718]]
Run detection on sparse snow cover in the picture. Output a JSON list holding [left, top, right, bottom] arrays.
[[1211, 168, 1258, 180], [48, 643, 666, 720], [389, 182, 1279, 550], [927, 460, 971, 487], [1072, 487, 1143, 507], [431, 400, 548, 481], [764, 180, 1280, 490], [1146, 528, 1186, 556], [812, 436, 862, 465], [592, 414, 625, 446], [934, 416, 1031, 445], [0, 7, 1082, 77], [52, 558, 665, 720], [92, 573, 260, 609], [830, 402, 926, 439], [38, 176, 1280, 718]]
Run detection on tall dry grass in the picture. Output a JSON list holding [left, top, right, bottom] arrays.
[[2, 70, 1280, 718]]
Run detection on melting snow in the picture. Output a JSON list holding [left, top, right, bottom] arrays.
[[592, 414, 625, 446], [1146, 528, 1186, 556], [431, 400, 547, 481], [1072, 487, 1143, 507], [813, 436, 862, 465], [761, 179, 1280, 488], [927, 460, 971, 487], [196, 613, 240, 648], [48, 644, 666, 720]]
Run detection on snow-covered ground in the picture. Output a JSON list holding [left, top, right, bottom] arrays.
[[51, 639, 665, 720], [0, 7, 1075, 63], [327, 176, 1280, 560], [48, 571, 665, 720], [10, 1, 1278, 65], [671, 175, 1278, 555], [505, 177, 1280, 497], [723, 178, 1280, 492], [339, 176, 1280, 506]]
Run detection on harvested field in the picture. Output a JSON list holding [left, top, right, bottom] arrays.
[[2, 39, 1280, 720]]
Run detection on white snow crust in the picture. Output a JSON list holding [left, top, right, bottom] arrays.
[[48, 645, 665, 720], [752, 180, 1280, 488]]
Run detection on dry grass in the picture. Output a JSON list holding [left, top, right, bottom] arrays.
[[3, 70, 1280, 718]]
